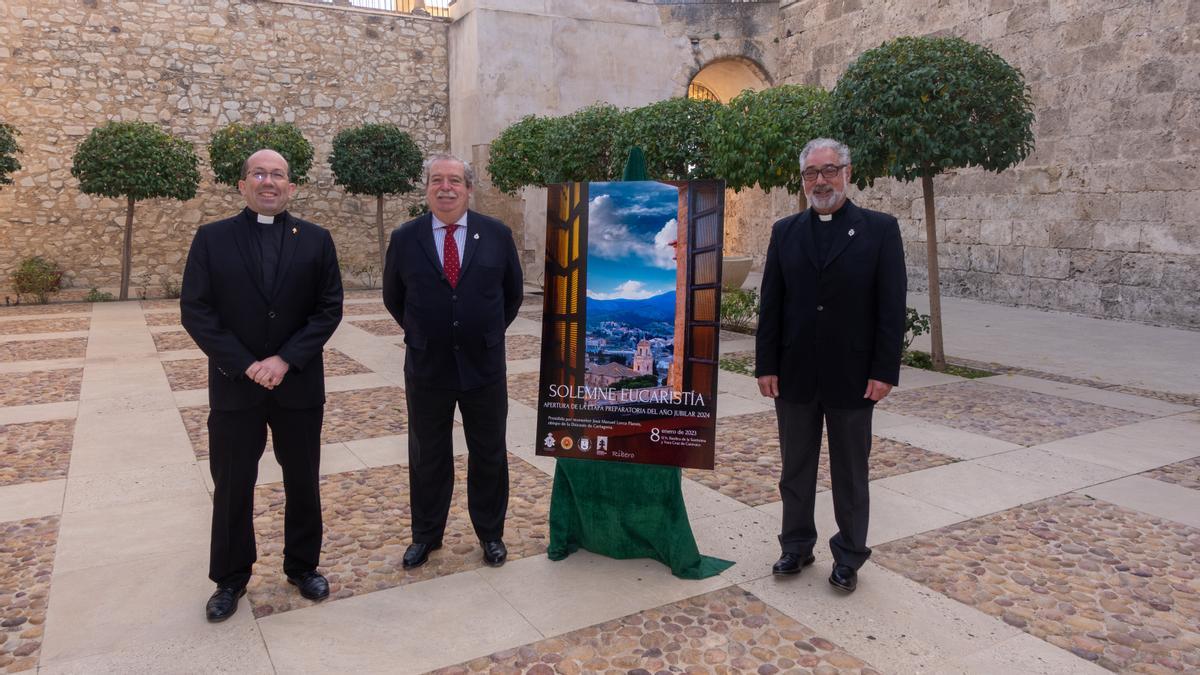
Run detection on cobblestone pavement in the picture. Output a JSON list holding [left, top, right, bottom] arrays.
[[507, 371, 541, 409], [347, 318, 403, 336], [1143, 458, 1200, 491], [342, 302, 389, 316], [875, 493, 1200, 672], [0, 337, 87, 362], [505, 334, 542, 360], [0, 317, 89, 335], [0, 420, 74, 487], [684, 411, 957, 507], [138, 299, 179, 311], [0, 368, 82, 407], [151, 329, 197, 352], [246, 456, 552, 618], [162, 349, 370, 392], [180, 386, 408, 460], [433, 586, 881, 674], [0, 303, 90, 317], [0, 516, 57, 674], [880, 380, 1149, 446], [143, 312, 181, 327]]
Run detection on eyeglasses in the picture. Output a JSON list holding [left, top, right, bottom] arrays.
[[801, 164, 846, 182], [248, 170, 289, 183]]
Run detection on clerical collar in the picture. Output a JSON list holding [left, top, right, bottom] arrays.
[[818, 213, 833, 222], [257, 213, 274, 225], [813, 201, 849, 222]]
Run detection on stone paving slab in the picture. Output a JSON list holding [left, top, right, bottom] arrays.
[[433, 586, 880, 674], [347, 319, 403, 337], [150, 330, 197, 353], [342, 302, 388, 316], [0, 339, 88, 363], [504, 334, 541, 361], [0, 420, 75, 488], [1143, 458, 1200, 491], [874, 493, 1200, 672], [0, 369, 83, 407], [683, 410, 958, 507], [344, 289, 383, 301], [246, 455, 551, 618], [0, 318, 90, 336], [507, 371, 541, 409], [0, 515, 58, 673], [0, 304, 90, 318], [879, 381, 1149, 447], [180, 386, 408, 460], [161, 349, 371, 392]]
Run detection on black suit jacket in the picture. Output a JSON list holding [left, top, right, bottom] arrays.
[[382, 210, 523, 391], [755, 200, 906, 409], [181, 208, 343, 411]]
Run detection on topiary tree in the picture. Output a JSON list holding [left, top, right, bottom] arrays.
[[329, 123, 423, 274], [610, 97, 723, 181], [208, 121, 314, 187], [541, 103, 625, 184], [830, 36, 1034, 371], [0, 122, 21, 189], [709, 85, 831, 197], [71, 121, 201, 301], [487, 114, 555, 195]]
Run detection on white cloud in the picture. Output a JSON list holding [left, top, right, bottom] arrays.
[[587, 279, 670, 300], [589, 195, 679, 270]]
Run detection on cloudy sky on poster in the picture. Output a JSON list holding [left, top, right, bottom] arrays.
[[586, 181, 679, 301]]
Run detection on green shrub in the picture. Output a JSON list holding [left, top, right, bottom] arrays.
[[904, 306, 931, 353], [208, 122, 314, 186], [84, 288, 115, 303], [11, 256, 63, 304], [0, 122, 21, 189], [721, 287, 759, 333]]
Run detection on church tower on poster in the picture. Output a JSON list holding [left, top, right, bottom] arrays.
[[633, 339, 654, 375]]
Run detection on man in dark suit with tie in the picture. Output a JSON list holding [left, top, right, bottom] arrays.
[[755, 138, 906, 593], [182, 149, 343, 621], [383, 153, 523, 570]]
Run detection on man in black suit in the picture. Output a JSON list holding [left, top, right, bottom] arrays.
[[383, 153, 523, 569], [182, 149, 343, 621], [755, 138, 906, 593]]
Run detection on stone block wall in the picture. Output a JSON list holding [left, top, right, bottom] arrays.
[[0, 0, 449, 298], [777, 0, 1200, 329]]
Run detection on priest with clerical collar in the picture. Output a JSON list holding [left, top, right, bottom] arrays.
[[181, 148, 344, 622], [755, 138, 907, 594]]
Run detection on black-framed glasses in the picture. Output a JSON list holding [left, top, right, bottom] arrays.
[[801, 164, 846, 182]]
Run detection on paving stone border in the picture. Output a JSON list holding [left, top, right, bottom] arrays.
[[347, 319, 403, 337], [343, 302, 389, 316], [0, 369, 83, 407], [1142, 458, 1200, 491], [434, 586, 882, 674], [151, 330, 198, 352], [875, 493, 1200, 672], [0, 420, 75, 487], [0, 304, 91, 317], [0, 338, 87, 363], [0, 318, 90, 336], [162, 349, 371, 392]]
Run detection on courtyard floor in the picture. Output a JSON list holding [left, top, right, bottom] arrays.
[[0, 291, 1198, 673]]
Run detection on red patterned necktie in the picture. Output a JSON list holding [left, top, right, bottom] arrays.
[[443, 223, 460, 288]]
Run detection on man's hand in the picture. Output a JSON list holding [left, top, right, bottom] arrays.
[[863, 379, 893, 402], [757, 375, 780, 398], [246, 356, 290, 390]]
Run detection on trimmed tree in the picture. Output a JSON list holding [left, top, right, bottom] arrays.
[[0, 122, 21, 189], [830, 36, 1034, 370], [709, 85, 831, 197], [610, 97, 723, 181], [487, 103, 624, 192], [208, 122, 314, 187], [487, 114, 555, 195], [329, 123, 423, 274], [71, 121, 201, 300]]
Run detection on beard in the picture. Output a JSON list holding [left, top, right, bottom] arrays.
[[805, 185, 845, 212]]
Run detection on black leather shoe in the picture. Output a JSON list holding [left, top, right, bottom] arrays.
[[482, 540, 507, 567], [402, 541, 442, 569], [829, 564, 858, 592], [772, 552, 816, 575], [287, 570, 330, 601], [205, 586, 245, 623]]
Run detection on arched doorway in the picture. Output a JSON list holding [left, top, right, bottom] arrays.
[[687, 57, 771, 103]]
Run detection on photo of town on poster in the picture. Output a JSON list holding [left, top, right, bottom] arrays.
[[535, 181, 722, 470]]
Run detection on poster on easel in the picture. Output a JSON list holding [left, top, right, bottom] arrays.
[[534, 180, 725, 470]]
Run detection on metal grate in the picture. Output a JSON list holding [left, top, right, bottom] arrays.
[[298, 0, 451, 19], [688, 82, 720, 102]]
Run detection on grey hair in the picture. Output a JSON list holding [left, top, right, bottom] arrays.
[[799, 138, 851, 168], [423, 153, 475, 188]]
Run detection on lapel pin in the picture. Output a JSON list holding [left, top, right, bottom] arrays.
[[291, 227, 298, 235], [473, 233, 480, 240], [848, 229, 855, 237]]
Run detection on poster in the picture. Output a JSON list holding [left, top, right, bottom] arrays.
[[534, 181, 725, 470]]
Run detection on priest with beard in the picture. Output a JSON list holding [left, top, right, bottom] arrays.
[[754, 138, 907, 593]]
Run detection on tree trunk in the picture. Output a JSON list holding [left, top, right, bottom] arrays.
[[120, 195, 135, 301], [921, 174, 946, 371], [376, 195, 386, 285]]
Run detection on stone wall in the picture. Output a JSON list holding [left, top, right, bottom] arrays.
[[0, 0, 449, 298], [777, 0, 1200, 328]]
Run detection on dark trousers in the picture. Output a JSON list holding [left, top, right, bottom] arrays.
[[404, 378, 509, 543], [208, 400, 323, 589], [775, 397, 873, 569]]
